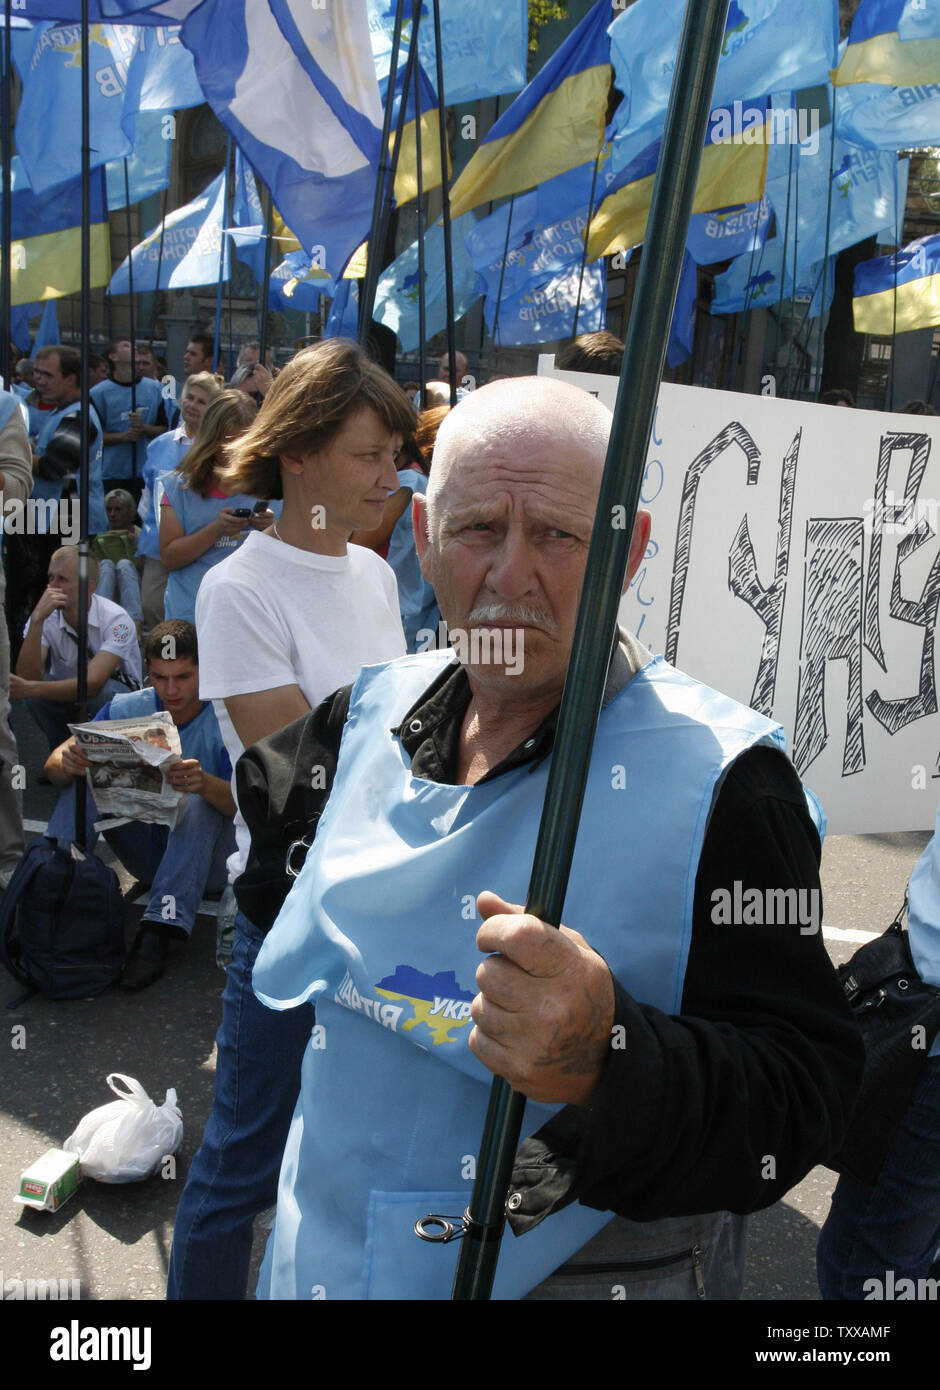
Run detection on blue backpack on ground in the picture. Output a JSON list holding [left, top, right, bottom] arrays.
[[0, 837, 125, 1003]]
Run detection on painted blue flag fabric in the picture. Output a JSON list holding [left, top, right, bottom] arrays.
[[4, 159, 111, 304], [181, 0, 382, 278], [110, 170, 229, 294], [366, 0, 527, 104], [106, 110, 172, 208], [835, 79, 940, 149], [609, 0, 839, 171], [854, 233, 940, 334], [373, 211, 481, 353], [667, 251, 698, 368], [324, 280, 361, 340], [686, 196, 771, 266], [763, 105, 908, 268], [117, 21, 203, 137], [711, 236, 835, 318], [269, 250, 334, 312], [484, 261, 606, 347], [836, 0, 940, 86], [13, 22, 133, 193]]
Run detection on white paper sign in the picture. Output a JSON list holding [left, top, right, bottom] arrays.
[[539, 358, 940, 834]]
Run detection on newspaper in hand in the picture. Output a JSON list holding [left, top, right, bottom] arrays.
[[67, 711, 185, 832]]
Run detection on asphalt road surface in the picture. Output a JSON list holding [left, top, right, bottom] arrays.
[[0, 699, 932, 1308]]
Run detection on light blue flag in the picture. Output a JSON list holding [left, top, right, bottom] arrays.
[[764, 102, 908, 268], [836, 79, 940, 150], [109, 170, 229, 294], [15, 3, 204, 19], [686, 195, 772, 266], [228, 149, 268, 284], [117, 22, 203, 138], [667, 251, 697, 368], [711, 235, 835, 318], [30, 301, 60, 355], [106, 110, 172, 208], [484, 261, 607, 347], [467, 163, 598, 309], [324, 280, 361, 340], [13, 22, 133, 193], [373, 211, 481, 352], [181, 0, 382, 278], [366, 0, 527, 104], [10, 307, 35, 356], [609, 0, 839, 168], [269, 251, 335, 313]]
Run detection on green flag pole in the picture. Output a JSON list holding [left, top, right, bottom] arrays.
[[432, 0, 734, 1303]]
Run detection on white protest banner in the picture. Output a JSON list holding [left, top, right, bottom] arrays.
[[539, 358, 940, 834]]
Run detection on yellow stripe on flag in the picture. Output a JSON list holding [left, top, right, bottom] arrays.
[[448, 63, 611, 221], [393, 110, 450, 204], [344, 242, 368, 279], [833, 33, 940, 87], [11, 223, 110, 305], [588, 137, 768, 262], [853, 271, 940, 335]]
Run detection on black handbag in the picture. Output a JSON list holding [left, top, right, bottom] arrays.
[[827, 897, 940, 1187]]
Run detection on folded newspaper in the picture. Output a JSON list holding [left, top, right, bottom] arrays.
[[67, 711, 184, 831]]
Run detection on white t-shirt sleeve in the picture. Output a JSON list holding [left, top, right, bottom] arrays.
[[99, 613, 138, 665], [196, 575, 302, 700]]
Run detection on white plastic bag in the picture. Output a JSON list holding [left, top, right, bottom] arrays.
[[64, 1073, 183, 1183]]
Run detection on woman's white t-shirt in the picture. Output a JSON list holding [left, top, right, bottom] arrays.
[[195, 529, 406, 880]]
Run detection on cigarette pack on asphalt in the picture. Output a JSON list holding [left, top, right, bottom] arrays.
[[13, 1148, 82, 1212]]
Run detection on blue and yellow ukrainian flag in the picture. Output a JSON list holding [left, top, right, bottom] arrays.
[[7, 158, 110, 306], [834, 0, 940, 87], [587, 108, 770, 262], [384, 59, 450, 205], [448, 0, 612, 221], [853, 234, 940, 334]]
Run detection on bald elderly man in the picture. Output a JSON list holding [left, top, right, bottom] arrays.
[[233, 377, 862, 1301]]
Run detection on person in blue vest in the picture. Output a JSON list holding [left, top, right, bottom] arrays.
[[237, 376, 864, 1301], [137, 371, 220, 637], [91, 339, 167, 500], [42, 619, 237, 991], [159, 390, 274, 626], [31, 345, 107, 538], [817, 799, 940, 1301]]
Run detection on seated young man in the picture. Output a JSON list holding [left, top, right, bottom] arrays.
[[43, 620, 237, 991], [11, 547, 142, 752]]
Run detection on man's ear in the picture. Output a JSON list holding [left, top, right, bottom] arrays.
[[622, 509, 652, 592], [413, 494, 434, 582]]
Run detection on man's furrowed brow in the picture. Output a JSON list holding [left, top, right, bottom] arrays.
[[442, 498, 507, 530]]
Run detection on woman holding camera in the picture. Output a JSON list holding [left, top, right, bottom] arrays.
[[159, 390, 275, 624]]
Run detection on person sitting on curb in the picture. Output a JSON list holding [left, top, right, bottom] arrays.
[[43, 619, 237, 991], [91, 488, 144, 634], [11, 547, 141, 752]]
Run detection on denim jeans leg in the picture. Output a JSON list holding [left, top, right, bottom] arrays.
[[166, 913, 315, 1300], [46, 783, 101, 850], [96, 559, 117, 603], [115, 558, 144, 625], [817, 1055, 940, 1299], [137, 796, 236, 937]]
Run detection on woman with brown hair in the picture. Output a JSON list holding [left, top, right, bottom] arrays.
[[167, 338, 415, 1302], [159, 389, 272, 624]]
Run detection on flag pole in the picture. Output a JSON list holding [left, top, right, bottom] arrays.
[[412, 4, 428, 407], [490, 196, 515, 362], [890, 156, 900, 411], [1, 0, 11, 389], [782, 154, 800, 399], [213, 137, 231, 374], [431, 0, 457, 405], [359, 0, 407, 342], [815, 86, 837, 401], [573, 147, 603, 337], [148, 186, 169, 350], [774, 138, 794, 396], [122, 160, 138, 487], [442, 0, 735, 1301], [258, 188, 274, 374], [75, 0, 91, 848]]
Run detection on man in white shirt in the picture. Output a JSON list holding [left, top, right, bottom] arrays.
[[0, 389, 34, 885], [11, 547, 141, 751]]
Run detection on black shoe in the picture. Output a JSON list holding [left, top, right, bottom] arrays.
[[120, 923, 171, 992]]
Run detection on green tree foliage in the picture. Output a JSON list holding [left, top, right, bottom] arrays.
[[529, 0, 568, 52]]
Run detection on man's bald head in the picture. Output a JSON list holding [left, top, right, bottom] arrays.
[[438, 350, 468, 382], [426, 376, 612, 539]]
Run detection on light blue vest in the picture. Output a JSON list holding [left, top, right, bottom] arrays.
[[161, 473, 264, 624], [906, 798, 940, 1057], [104, 686, 230, 779], [136, 431, 192, 560], [33, 399, 107, 535], [90, 376, 163, 480], [385, 468, 439, 653], [253, 650, 787, 1300]]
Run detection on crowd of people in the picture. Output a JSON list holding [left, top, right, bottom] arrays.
[[0, 330, 937, 1302]]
